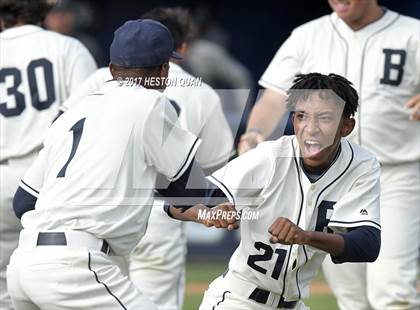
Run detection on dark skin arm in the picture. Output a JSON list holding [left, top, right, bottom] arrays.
[[268, 217, 345, 256], [169, 203, 239, 231]]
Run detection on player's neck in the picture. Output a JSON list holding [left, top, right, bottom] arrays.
[[344, 6, 385, 31]]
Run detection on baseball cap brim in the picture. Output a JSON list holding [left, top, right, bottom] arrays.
[[171, 51, 183, 60]]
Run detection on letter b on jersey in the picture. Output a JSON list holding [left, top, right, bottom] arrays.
[[380, 49, 406, 86]]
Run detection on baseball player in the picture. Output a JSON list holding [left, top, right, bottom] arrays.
[[7, 19, 235, 310], [238, 1, 420, 309], [0, 1, 96, 308], [60, 8, 234, 309], [197, 73, 381, 310]]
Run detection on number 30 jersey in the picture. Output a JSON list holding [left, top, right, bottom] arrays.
[[0, 25, 97, 161], [208, 136, 381, 300]]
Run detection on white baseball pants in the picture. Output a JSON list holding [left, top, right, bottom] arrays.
[[323, 161, 420, 310]]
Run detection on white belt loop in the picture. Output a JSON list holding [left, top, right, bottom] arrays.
[[271, 294, 281, 307]]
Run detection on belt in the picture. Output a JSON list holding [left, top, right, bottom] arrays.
[[249, 288, 298, 309], [0, 159, 9, 165], [36, 232, 110, 254], [18, 230, 111, 254], [223, 271, 298, 309]]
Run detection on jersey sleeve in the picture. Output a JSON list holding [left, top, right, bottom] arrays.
[[194, 91, 234, 169], [61, 68, 111, 111], [143, 95, 201, 181], [258, 29, 304, 94], [19, 146, 49, 197], [328, 160, 381, 231], [65, 39, 97, 97], [207, 144, 274, 211]]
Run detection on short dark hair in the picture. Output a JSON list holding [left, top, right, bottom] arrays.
[[286, 73, 359, 118], [141, 7, 195, 50], [0, 0, 53, 28], [110, 63, 165, 77]]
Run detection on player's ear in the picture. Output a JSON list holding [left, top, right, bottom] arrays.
[[159, 62, 169, 77], [109, 64, 115, 77], [340, 118, 355, 137], [291, 112, 296, 125], [162, 62, 169, 71]]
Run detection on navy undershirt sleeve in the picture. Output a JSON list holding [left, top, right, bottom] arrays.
[[13, 186, 37, 219], [331, 226, 381, 263], [157, 159, 228, 217]]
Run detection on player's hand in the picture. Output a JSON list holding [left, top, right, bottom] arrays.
[[199, 203, 239, 231], [405, 94, 420, 121], [268, 217, 308, 245], [237, 131, 264, 155]]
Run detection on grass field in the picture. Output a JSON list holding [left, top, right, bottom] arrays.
[[183, 261, 338, 310]]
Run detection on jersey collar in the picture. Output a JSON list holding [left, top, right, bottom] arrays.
[[168, 61, 185, 75], [0, 25, 43, 40], [97, 79, 146, 94], [330, 8, 399, 40]]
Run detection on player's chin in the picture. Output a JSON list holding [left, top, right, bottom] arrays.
[[302, 147, 324, 162], [302, 150, 330, 168]]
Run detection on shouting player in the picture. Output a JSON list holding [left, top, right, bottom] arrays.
[[196, 73, 381, 310], [239, 1, 420, 308], [0, 1, 96, 308]]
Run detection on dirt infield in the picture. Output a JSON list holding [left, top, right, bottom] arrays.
[[186, 281, 332, 295]]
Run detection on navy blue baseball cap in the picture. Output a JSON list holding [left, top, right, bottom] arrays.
[[110, 19, 183, 68]]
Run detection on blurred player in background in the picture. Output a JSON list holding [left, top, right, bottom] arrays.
[[0, 0, 96, 308], [199, 73, 381, 310], [238, 0, 420, 309], [60, 7, 234, 309], [44, 0, 106, 66]]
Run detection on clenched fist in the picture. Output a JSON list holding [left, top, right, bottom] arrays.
[[268, 217, 308, 245]]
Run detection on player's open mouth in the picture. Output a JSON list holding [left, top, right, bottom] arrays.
[[304, 140, 323, 157]]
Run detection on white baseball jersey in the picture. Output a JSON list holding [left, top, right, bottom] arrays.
[[0, 25, 97, 161], [19, 81, 200, 255], [209, 136, 380, 300], [259, 10, 420, 164], [63, 63, 234, 167]]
